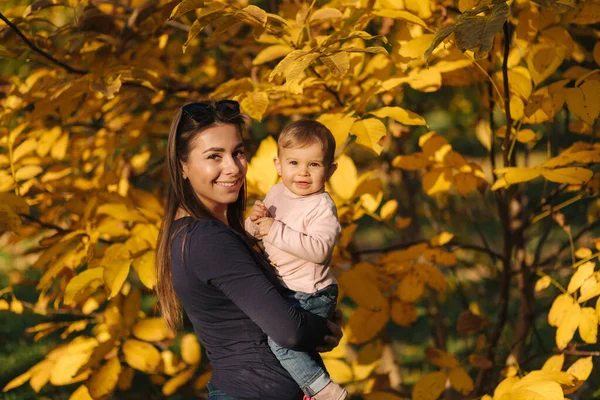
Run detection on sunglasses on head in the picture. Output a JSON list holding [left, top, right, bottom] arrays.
[[182, 100, 240, 122]]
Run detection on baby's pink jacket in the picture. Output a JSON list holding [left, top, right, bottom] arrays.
[[245, 182, 341, 294]]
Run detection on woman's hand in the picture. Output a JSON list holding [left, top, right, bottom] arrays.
[[316, 309, 343, 353]]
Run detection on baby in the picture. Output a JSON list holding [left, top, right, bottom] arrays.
[[245, 120, 346, 400]]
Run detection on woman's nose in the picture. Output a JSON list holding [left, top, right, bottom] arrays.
[[224, 155, 241, 175]]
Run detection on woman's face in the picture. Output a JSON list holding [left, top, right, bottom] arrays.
[[181, 124, 247, 217]]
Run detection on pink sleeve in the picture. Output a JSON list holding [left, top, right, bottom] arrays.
[[264, 197, 340, 264]]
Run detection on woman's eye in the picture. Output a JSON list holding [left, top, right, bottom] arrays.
[[208, 154, 221, 160], [234, 150, 246, 158]]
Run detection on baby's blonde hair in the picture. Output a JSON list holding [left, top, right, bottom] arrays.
[[278, 120, 336, 166]]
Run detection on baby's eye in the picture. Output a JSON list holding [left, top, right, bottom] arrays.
[[289, 161, 298, 165], [310, 163, 321, 167]]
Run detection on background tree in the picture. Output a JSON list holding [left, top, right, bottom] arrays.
[[1, 0, 599, 399]]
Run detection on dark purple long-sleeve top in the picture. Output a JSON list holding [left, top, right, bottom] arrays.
[[170, 217, 329, 399]]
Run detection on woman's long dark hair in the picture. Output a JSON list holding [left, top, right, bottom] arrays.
[[155, 102, 247, 331]]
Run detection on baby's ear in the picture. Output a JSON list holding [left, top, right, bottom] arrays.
[[327, 162, 338, 179], [273, 157, 282, 176]]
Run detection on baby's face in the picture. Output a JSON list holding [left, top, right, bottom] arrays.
[[274, 143, 334, 196]]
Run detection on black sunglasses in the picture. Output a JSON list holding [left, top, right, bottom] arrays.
[[182, 100, 240, 122]]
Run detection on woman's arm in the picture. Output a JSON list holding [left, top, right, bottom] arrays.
[[188, 225, 329, 350]]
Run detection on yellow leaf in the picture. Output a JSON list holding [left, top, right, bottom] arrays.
[[542, 354, 564, 372], [253, 44, 293, 66], [122, 339, 161, 373], [430, 232, 454, 247], [13, 138, 37, 163], [370, 106, 427, 126], [63, 268, 104, 305], [51, 133, 69, 160], [36, 126, 62, 157], [329, 154, 357, 201], [50, 352, 92, 386], [96, 203, 145, 222], [320, 52, 350, 78], [132, 250, 156, 290], [526, 44, 565, 86], [548, 293, 573, 327], [418, 263, 448, 292], [241, 92, 269, 122], [535, 275, 552, 292], [133, 318, 174, 342], [556, 298, 581, 350], [2, 371, 31, 392], [568, 2, 600, 24], [567, 261, 595, 293], [322, 359, 353, 384], [103, 251, 132, 299], [390, 300, 418, 327], [347, 301, 390, 344], [423, 248, 457, 267], [578, 307, 598, 344], [397, 271, 424, 302], [449, 367, 473, 395], [408, 69, 442, 92], [180, 333, 201, 364], [352, 118, 387, 155], [87, 357, 121, 399], [541, 167, 593, 185], [454, 172, 479, 196], [69, 385, 93, 400], [566, 356, 593, 381], [579, 275, 600, 303], [391, 153, 432, 170], [353, 340, 382, 381], [422, 168, 452, 196], [162, 368, 196, 396], [169, 0, 206, 20], [15, 165, 43, 182], [412, 371, 447, 400], [511, 377, 564, 400], [372, 9, 428, 27], [309, 7, 342, 22], [10, 299, 23, 314], [242, 5, 267, 25], [495, 167, 542, 184], [508, 67, 533, 100], [425, 347, 458, 368], [193, 370, 212, 391], [397, 34, 435, 60], [338, 263, 384, 310], [246, 136, 278, 197], [516, 129, 537, 143], [494, 376, 519, 400], [380, 200, 398, 220], [575, 248, 593, 259], [317, 113, 356, 150], [565, 80, 600, 126]]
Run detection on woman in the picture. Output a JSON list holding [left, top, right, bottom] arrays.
[[155, 101, 342, 400]]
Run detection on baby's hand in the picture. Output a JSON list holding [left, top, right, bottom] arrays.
[[255, 217, 274, 238], [249, 200, 268, 222]]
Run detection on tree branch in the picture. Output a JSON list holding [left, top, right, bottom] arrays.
[[309, 65, 344, 107], [539, 219, 600, 268], [349, 239, 503, 260], [0, 11, 88, 75], [501, 22, 513, 168], [19, 213, 68, 234]]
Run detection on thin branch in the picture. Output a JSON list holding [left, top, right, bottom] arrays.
[[0, 11, 88, 74], [562, 350, 600, 356], [539, 219, 600, 267], [502, 22, 513, 167], [349, 239, 503, 260], [20, 301, 102, 318], [464, 206, 497, 263], [19, 213, 68, 234], [308, 66, 344, 107]]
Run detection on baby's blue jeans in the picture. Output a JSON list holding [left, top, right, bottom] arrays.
[[268, 284, 338, 397]]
